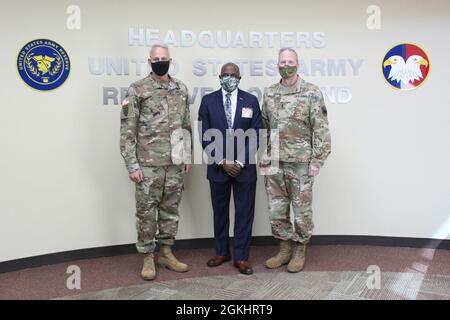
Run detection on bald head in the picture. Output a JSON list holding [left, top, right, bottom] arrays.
[[220, 62, 241, 79]]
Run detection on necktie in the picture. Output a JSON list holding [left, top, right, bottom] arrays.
[[225, 93, 233, 128]]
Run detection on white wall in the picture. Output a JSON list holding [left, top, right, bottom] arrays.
[[1, 0, 449, 262]]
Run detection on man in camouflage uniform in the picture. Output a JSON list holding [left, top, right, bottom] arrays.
[[261, 48, 331, 273], [120, 44, 192, 281]]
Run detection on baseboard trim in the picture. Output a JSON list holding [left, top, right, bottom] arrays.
[[0, 235, 448, 274]]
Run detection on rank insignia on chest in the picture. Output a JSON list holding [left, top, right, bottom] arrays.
[[242, 107, 253, 118]]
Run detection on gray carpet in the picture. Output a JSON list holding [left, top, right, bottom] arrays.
[[57, 271, 450, 300]]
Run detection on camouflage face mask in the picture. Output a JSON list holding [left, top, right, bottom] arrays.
[[279, 65, 297, 79], [220, 75, 240, 92]]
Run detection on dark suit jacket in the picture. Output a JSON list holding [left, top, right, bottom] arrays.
[[198, 89, 262, 182]]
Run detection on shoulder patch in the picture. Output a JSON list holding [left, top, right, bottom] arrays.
[[121, 98, 130, 116]]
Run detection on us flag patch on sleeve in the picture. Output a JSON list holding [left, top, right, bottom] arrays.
[[121, 98, 130, 115]]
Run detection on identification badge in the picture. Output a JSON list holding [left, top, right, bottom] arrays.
[[242, 107, 253, 118]]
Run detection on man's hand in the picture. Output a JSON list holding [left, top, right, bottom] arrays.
[[222, 160, 241, 178], [259, 161, 270, 168], [184, 164, 190, 174], [308, 165, 320, 177], [129, 169, 144, 183]]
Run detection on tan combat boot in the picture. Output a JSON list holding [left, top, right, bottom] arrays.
[[141, 253, 156, 281], [287, 244, 306, 273], [157, 245, 189, 272], [265, 240, 292, 269]]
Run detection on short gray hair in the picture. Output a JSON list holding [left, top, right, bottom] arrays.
[[278, 47, 298, 63], [149, 43, 170, 57]]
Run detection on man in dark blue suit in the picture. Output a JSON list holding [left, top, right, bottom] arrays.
[[198, 63, 262, 275]]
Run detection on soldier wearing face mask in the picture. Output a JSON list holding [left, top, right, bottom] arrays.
[[120, 43, 192, 281], [261, 48, 331, 273], [198, 63, 262, 275]]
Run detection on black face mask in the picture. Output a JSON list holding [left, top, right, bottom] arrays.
[[151, 61, 170, 76]]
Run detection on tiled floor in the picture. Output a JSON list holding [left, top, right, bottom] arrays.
[[1, 245, 449, 300], [58, 271, 450, 300]]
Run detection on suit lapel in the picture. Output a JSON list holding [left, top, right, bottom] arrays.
[[233, 89, 245, 129], [214, 89, 229, 129]]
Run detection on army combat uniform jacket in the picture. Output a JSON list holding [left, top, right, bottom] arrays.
[[261, 78, 331, 168], [120, 74, 192, 173]]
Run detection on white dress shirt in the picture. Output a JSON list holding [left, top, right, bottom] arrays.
[[220, 88, 243, 167], [221, 88, 238, 126]]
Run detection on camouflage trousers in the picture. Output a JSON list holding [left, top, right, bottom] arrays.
[[264, 162, 314, 244], [135, 165, 184, 254]]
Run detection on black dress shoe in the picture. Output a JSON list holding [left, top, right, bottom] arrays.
[[233, 260, 253, 275], [207, 254, 231, 267]]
